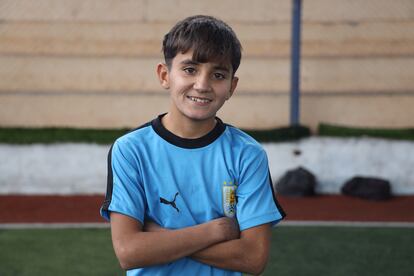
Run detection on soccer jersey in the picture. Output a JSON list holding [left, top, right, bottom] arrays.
[[101, 114, 285, 276]]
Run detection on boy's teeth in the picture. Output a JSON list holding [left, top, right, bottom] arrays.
[[188, 96, 211, 103]]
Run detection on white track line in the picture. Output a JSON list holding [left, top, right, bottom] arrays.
[[0, 222, 110, 229], [1, 221, 414, 229], [280, 220, 414, 228]]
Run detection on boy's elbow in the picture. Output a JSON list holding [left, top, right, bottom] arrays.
[[247, 257, 267, 276], [114, 243, 134, 270], [244, 248, 269, 275], [250, 262, 267, 276], [119, 258, 132, 271], [118, 256, 133, 270], [114, 240, 143, 270]]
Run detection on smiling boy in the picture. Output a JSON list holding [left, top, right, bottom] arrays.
[[101, 15, 285, 275]]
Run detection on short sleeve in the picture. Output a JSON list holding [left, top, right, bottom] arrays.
[[236, 147, 285, 231], [100, 139, 146, 224]]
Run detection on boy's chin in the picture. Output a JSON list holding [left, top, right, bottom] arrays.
[[184, 112, 216, 122]]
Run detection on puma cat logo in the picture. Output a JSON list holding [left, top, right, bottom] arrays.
[[160, 192, 180, 212]]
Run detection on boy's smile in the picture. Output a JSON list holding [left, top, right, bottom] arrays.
[[186, 96, 212, 104], [157, 50, 238, 136]]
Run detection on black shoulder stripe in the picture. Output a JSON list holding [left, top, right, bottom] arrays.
[[101, 144, 114, 212], [101, 120, 152, 212], [268, 171, 286, 219]]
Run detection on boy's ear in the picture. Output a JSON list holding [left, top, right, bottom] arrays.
[[227, 76, 239, 99], [156, 63, 170, 89]]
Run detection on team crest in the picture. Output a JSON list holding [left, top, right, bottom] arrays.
[[222, 181, 237, 217]]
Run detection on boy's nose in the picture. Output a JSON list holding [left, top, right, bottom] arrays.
[[193, 74, 212, 92]]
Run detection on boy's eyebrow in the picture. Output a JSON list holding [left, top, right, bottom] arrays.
[[180, 59, 199, 66], [180, 59, 231, 72], [213, 64, 231, 72]]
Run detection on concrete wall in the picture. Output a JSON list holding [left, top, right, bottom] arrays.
[[2, 138, 413, 195], [1, 0, 413, 130]]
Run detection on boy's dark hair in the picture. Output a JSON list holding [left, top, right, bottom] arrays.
[[162, 15, 242, 74]]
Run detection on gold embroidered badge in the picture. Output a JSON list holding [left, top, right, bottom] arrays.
[[222, 181, 237, 217]]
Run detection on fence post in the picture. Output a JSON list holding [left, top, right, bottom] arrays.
[[290, 0, 302, 126]]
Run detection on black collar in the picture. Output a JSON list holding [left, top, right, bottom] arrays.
[[151, 114, 226, 149]]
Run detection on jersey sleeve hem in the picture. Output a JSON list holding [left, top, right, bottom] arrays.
[[100, 203, 144, 224], [100, 207, 110, 221], [238, 212, 284, 231]]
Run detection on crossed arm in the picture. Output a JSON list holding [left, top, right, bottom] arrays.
[[110, 212, 272, 275]]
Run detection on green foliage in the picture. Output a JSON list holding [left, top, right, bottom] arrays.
[[0, 127, 129, 144], [244, 125, 311, 143], [319, 123, 414, 141], [0, 226, 413, 276], [3, 123, 414, 144], [0, 125, 311, 144]]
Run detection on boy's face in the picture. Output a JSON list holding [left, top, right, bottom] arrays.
[[157, 50, 238, 124]]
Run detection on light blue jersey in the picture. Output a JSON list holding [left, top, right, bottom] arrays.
[[101, 114, 285, 275]]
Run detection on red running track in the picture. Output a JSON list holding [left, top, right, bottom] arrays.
[[1, 195, 413, 223]]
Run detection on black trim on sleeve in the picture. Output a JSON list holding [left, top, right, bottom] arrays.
[[268, 171, 286, 219], [101, 144, 114, 212], [151, 113, 226, 149], [100, 121, 152, 214]]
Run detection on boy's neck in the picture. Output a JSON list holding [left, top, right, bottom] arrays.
[[161, 112, 217, 139]]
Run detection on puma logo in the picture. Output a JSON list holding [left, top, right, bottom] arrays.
[[160, 192, 180, 212]]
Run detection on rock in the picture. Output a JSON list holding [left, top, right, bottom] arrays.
[[341, 176, 392, 200], [275, 167, 316, 197]]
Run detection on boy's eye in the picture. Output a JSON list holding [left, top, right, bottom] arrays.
[[214, 73, 226, 79], [183, 67, 196, 74]]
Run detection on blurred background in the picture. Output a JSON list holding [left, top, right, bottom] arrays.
[[0, 1, 414, 275], [1, 0, 414, 195], [1, 0, 413, 130]]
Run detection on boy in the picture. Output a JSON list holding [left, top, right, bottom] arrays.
[[101, 15, 285, 275]]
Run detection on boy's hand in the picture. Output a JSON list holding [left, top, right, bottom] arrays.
[[210, 217, 240, 242], [144, 217, 240, 242]]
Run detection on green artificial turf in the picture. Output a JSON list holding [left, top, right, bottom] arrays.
[[0, 228, 123, 275], [0, 226, 413, 276], [266, 226, 414, 276]]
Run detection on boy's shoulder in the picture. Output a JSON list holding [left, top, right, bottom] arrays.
[[224, 123, 264, 152], [115, 121, 153, 146]]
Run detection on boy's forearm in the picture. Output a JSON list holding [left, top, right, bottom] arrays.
[[144, 219, 271, 275], [191, 223, 271, 275], [111, 213, 238, 270], [191, 236, 265, 275], [115, 226, 216, 269]]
